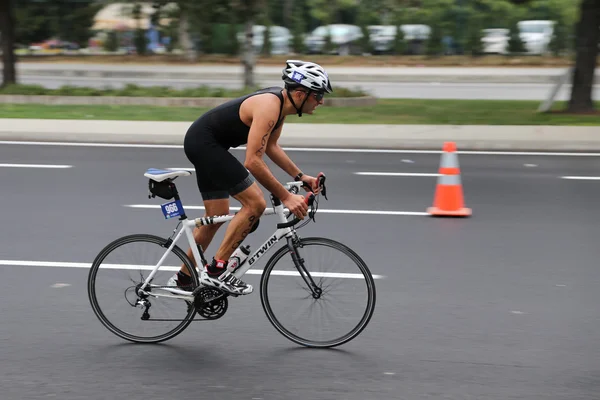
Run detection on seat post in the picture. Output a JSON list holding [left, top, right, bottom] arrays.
[[170, 184, 188, 221]]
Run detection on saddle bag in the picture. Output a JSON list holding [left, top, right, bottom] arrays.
[[148, 179, 177, 200]]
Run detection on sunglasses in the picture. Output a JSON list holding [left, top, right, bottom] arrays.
[[300, 91, 325, 101], [313, 92, 325, 101]]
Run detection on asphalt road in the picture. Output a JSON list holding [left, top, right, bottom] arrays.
[[1, 142, 600, 400], [19, 75, 600, 100]]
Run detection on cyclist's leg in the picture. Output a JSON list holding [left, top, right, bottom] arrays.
[[214, 182, 266, 263], [201, 182, 265, 295], [178, 125, 231, 276], [183, 198, 230, 272]]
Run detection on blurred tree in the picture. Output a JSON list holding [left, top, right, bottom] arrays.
[[1, 0, 17, 86], [129, 3, 148, 55], [13, 0, 99, 46], [226, 6, 240, 56], [103, 30, 119, 52], [307, 0, 357, 25], [507, 20, 526, 54], [547, 15, 569, 56], [568, 0, 600, 113], [290, 0, 306, 54], [465, 20, 484, 56], [262, 23, 272, 57], [229, 0, 264, 87], [425, 24, 444, 57], [393, 25, 406, 55]]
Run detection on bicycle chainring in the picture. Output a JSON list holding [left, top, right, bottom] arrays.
[[194, 287, 228, 320]]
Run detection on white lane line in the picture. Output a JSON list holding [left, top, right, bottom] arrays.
[[561, 176, 600, 180], [2, 141, 600, 156], [0, 260, 385, 279], [0, 141, 181, 149], [125, 204, 429, 216], [0, 163, 72, 168], [355, 172, 439, 177]]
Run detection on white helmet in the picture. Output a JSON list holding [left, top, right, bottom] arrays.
[[282, 60, 333, 93]]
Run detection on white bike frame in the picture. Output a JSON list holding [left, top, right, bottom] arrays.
[[138, 181, 307, 301]]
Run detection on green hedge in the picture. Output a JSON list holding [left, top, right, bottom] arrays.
[[0, 84, 368, 98]]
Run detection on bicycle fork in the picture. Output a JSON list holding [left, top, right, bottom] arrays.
[[286, 237, 322, 299]]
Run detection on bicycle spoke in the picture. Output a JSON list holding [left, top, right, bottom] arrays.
[[261, 237, 376, 348], [88, 234, 198, 344]]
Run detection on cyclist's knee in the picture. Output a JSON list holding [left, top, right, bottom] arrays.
[[236, 185, 266, 215], [246, 196, 266, 215]]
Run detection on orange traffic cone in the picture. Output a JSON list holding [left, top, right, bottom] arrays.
[[427, 142, 472, 217]]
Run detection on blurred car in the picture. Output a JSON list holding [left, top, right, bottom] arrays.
[[28, 39, 80, 54], [237, 25, 292, 55], [304, 24, 363, 55], [518, 20, 555, 55], [368, 25, 397, 54], [366, 24, 431, 55], [481, 28, 509, 54]]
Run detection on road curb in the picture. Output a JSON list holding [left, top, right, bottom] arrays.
[[2, 119, 600, 151]]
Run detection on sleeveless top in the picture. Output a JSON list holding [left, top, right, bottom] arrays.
[[196, 86, 285, 149]]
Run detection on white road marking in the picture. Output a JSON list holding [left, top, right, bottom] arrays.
[[0, 259, 385, 279], [169, 168, 440, 177], [355, 172, 439, 177], [0, 163, 71, 169], [50, 283, 71, 288], [561, 176, 600, 180], [0, 141, 181, 149], [2, 141, 600, 156], [524, 164, 538, 167], [125, 204, 429, 216]]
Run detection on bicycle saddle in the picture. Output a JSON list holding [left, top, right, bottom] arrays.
[[144, 168, 192, 182]]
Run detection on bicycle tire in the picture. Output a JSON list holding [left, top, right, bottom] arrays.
[[88, 234, 199, 344], [260, 237, 376, 348]]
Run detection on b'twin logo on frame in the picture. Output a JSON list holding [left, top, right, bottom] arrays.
[[248, 235, 278, 265]]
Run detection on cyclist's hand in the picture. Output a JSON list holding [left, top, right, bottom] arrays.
[[283, 194, 309, 220], [301, 175, 321, 194]]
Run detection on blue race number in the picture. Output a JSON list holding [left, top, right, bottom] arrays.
[[161, 199, 184, 219]]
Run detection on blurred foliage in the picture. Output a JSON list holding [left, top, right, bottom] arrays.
[[13, 0, 101, 46], [11, 0, 580, 50]]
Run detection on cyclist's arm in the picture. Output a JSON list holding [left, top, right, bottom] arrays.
[[265, 117, 302, 179], [244, 101, 291, 201]]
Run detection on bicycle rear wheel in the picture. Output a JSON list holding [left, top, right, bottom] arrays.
[[88, 234, 199, 343], [260, 237, 376, 348]]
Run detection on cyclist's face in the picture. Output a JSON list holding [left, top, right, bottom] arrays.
[[299, 90, 325, 114]]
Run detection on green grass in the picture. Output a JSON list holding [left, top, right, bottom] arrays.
[[0, 100, 599, 125], [0, 83, 366, 98]]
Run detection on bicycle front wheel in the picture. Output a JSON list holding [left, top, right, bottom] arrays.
[[260, 237, 376, 348], [88, 234, 199, 344]]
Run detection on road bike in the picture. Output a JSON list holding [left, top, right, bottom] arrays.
[[87, 168, 376, 348]]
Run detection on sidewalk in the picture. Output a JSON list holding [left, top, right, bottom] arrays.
[[17, 63, 598, 84], [1, 119, 599, 151]]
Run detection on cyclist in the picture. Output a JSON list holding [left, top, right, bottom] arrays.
[[167, 60, 333, 295]]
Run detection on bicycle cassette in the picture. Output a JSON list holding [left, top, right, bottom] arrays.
[[194, 287, 228, 320]]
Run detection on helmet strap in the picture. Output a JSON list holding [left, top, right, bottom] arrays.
[[286, 88, 311, 117]]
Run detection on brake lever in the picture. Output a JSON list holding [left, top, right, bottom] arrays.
[[317, 173, 328, 200]]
